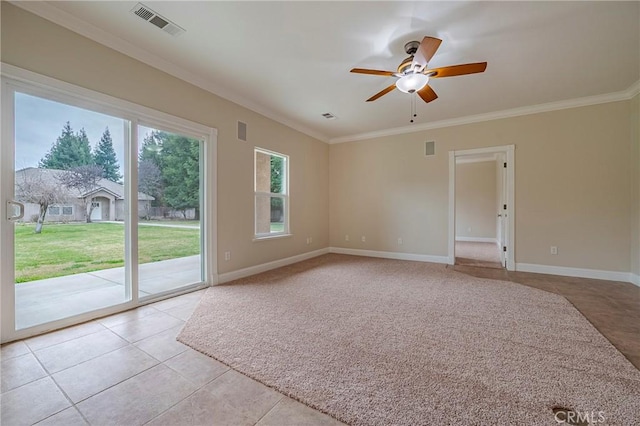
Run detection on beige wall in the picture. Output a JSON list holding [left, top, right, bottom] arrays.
[[455, 161, 497, 240], [1, 3, 329, 274], [631, 94, 640, 277], [2, 4, 636, 277], [330, 101, 633, 272]]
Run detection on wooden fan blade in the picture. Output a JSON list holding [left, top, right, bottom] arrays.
[[417, 84, 438, 103], [351, 68, 396, 76], [366, 84, 397, 102], [411, 36, 442, 68], [426, 62, 487, 78]]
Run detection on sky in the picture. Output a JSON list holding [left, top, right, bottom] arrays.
[[14, 92, 157, 171]]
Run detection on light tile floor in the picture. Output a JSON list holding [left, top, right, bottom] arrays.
[[1, 289, 344, 426]]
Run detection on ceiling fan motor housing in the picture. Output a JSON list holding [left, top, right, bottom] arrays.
[[397, 56, 414, 74], [404, 40, 420, 55], [397, 41, 421, 74]]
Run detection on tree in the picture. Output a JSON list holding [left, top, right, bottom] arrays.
[[57, 165, 104, 223], [40, 122, 93, 170], [159, 133, 200, 219], [15, 170, 68, 234], [270, 155, 284, 217], [94, 128, 121, 182], [139, 131, 163, 167], [138, 159, 163, 219]]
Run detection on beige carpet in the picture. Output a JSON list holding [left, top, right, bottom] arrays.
[[178, 254, 640, 425], [455, 241, 503, 269]]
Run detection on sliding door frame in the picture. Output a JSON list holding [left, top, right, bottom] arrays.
[[0, 63, 217, 343]]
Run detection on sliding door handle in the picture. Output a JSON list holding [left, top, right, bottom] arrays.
[[7, 200, 25, 221]]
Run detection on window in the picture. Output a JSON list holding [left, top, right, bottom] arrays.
[[48, 205, 73, 216], [255, 148, 288, 238]]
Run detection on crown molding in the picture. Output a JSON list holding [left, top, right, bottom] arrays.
[[330, 80, 640, 144], [13, 2, 638, 147], [11, 1, 330, 143], [627, 79, 640, 98]]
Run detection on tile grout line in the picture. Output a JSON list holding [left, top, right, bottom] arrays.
[[24, 321, 109, 352], [252, 394, 286, 425], [140, 357, 227, 426]]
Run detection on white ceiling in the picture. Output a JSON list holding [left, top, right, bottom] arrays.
[[17, 1, 640, 142]]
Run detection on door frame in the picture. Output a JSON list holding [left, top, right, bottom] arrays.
[[1, 63, 218, 343], [448, 144, 515, 270]]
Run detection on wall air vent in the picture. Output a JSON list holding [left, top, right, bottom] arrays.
[[131, 3, 185, 37], [425, 141, 435, 156], [237, 121, 248, 142]]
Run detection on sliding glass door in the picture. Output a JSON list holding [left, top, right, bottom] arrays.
[[137, 125, 203, 298], [12, 92, 130, 330], [1, 74, 212, 342]]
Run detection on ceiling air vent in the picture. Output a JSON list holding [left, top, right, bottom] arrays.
[[322, 113, 337, 120], [131, 3, 185, 37]]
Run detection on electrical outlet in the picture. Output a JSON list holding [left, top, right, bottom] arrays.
[[398, 238, 403, 245], [361, 236, 366, 242], [345, 234, 349, 241], [224, 251, 231, 261], [306, 237, 310, 245], [550, 246, 558, 255]]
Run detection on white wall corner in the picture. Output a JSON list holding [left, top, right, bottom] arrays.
[[515, 263, 635, 284], [217, 248, 329, 284], [329, 247, 449, 265], [631, 273, 640, 287]]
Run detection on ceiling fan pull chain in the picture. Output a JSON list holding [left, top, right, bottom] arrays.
[[410, 93, 416, 123]]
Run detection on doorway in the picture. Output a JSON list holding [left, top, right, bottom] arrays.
[[448, 145, 515, 270], [90, 201, 102, 221]]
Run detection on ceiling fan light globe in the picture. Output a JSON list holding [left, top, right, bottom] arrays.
[[396, 73, 429, 94]]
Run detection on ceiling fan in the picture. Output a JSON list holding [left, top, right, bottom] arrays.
[[351, 36, 487, 104]]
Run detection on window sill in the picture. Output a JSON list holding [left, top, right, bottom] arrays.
[[253, 233, 293, 242]]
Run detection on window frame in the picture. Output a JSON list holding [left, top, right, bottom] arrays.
[[254, 147, 290, 240]]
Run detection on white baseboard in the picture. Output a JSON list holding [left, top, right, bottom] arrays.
[[515, 263, 634, 284], [217, 250, 638, 286], [329, 247, 449, 264], [218, 248, 329, 284], [455, 237, 498, 244]]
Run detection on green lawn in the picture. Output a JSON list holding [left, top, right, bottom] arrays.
[[15, 222, 200, 283]]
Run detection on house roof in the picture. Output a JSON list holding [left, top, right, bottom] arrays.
[[15, 167, 154, 201]]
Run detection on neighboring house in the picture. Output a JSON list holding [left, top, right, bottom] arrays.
[[15, 167, 154, 222]]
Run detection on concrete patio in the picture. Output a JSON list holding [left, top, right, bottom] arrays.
[[15, 256, 202, 330]]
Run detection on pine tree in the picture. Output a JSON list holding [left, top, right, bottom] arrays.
[[74, 128, 94, 166], [157, 132, 200, 219], [39, 122, 93, 169], [139, 131, 163, 166], [94, 127, 121, 182]]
